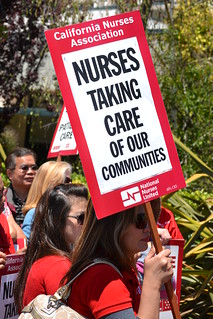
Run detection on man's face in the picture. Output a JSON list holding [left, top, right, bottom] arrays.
[[7, 155, 37, 192]]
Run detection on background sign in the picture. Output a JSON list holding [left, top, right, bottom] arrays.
[[45, 11, 186, 218], [0, 253, 25, 319], [47, 104, 78, 158], [137, 239, 184, 318], [159, 240, 184, 318]]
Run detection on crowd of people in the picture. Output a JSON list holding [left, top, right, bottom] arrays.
[[0, 147, 183, 319]]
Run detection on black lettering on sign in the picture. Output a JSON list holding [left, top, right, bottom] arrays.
[[60, 131, 73, 141], [104, 107, 143, 136], [87, 79, 142, 111], [101, 148, 167, 180], [4, 302, 18, 319], [72, 47, 140, 85], [3, 281, 14, 300], [59, 122, 71, 131], [127, 132, 150, 152]]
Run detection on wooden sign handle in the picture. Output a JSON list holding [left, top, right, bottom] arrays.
[[144, 201, 181, 319]]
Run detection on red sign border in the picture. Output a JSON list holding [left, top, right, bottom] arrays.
[[45, 11, 186, 218]]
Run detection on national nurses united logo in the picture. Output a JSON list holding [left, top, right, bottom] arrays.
[[121, 186, 142, 207]]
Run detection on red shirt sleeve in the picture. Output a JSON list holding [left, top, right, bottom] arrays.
[[23, 256, 71, 307], [68, 264, 140, 319], [157, 207, 183, 239], [0, 214, 15, 255]]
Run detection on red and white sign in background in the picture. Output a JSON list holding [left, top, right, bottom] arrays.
[[47, 104, 78, 158], [0, 253, 25, 319], [45, 10, 186, 219], [159, 239, 184, 318]]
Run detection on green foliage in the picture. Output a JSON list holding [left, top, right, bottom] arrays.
[[0, 126, 19, 155], [71, 171, 88, 186], [163, 188, 213, 318], [0, 144, 10, 186], [163, 136, 213, 318], [0, 162, 10, 187], [148, 0, 213, 178]]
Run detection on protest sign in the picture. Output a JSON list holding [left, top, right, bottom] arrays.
[[137, 238, 184, 319], [159, 239, 184, 318], [137, 239, 184, 319], [0, 253, 25, 319], [47, 104, 78, 158], [137, 238, 184, 318], [45, 10, 186, 219]]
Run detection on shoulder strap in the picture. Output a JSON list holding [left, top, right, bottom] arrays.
[[54, 258, 122, 300]]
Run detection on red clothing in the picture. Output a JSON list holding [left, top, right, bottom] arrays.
[[68, 264, 141, 319], [0, 213, 15, 254], [23, 255, 71, 308], [157, 207, 183, 239]]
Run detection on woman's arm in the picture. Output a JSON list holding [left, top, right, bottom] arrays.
[[7, 214, 27, 242], [101, 308, 139, 319]]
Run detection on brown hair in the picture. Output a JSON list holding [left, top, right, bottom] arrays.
[[65, 197, 161, 283], [65, 198, 139, 282], [14, 183, 88, 311]]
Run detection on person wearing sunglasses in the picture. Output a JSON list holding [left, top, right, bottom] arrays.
[[5, 147, 37, 227], [64, 198, 173, 319], [14, 182, 88, 312], [22, 160, 72, 240]]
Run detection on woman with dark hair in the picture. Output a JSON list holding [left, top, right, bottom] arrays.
[[65, 198, 173, 319], [14, 183, 88, 311]]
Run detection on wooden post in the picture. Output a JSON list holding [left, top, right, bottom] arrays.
[[144, 201, 181, 319], [57, 155, 62, 162]]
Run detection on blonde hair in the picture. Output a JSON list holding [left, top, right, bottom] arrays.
[[22, 161, 72, 215]]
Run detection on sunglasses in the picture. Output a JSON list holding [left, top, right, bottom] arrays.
[[134, 213, 148, 229], [67, 213, 85, 225], [14, 165, 38, 172]]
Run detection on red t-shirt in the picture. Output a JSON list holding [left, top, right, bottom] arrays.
[[0, 213, 15, 254], [23, 255, 71, 308], [157, 207, 183, 239], [67, 264, 141, 319]]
